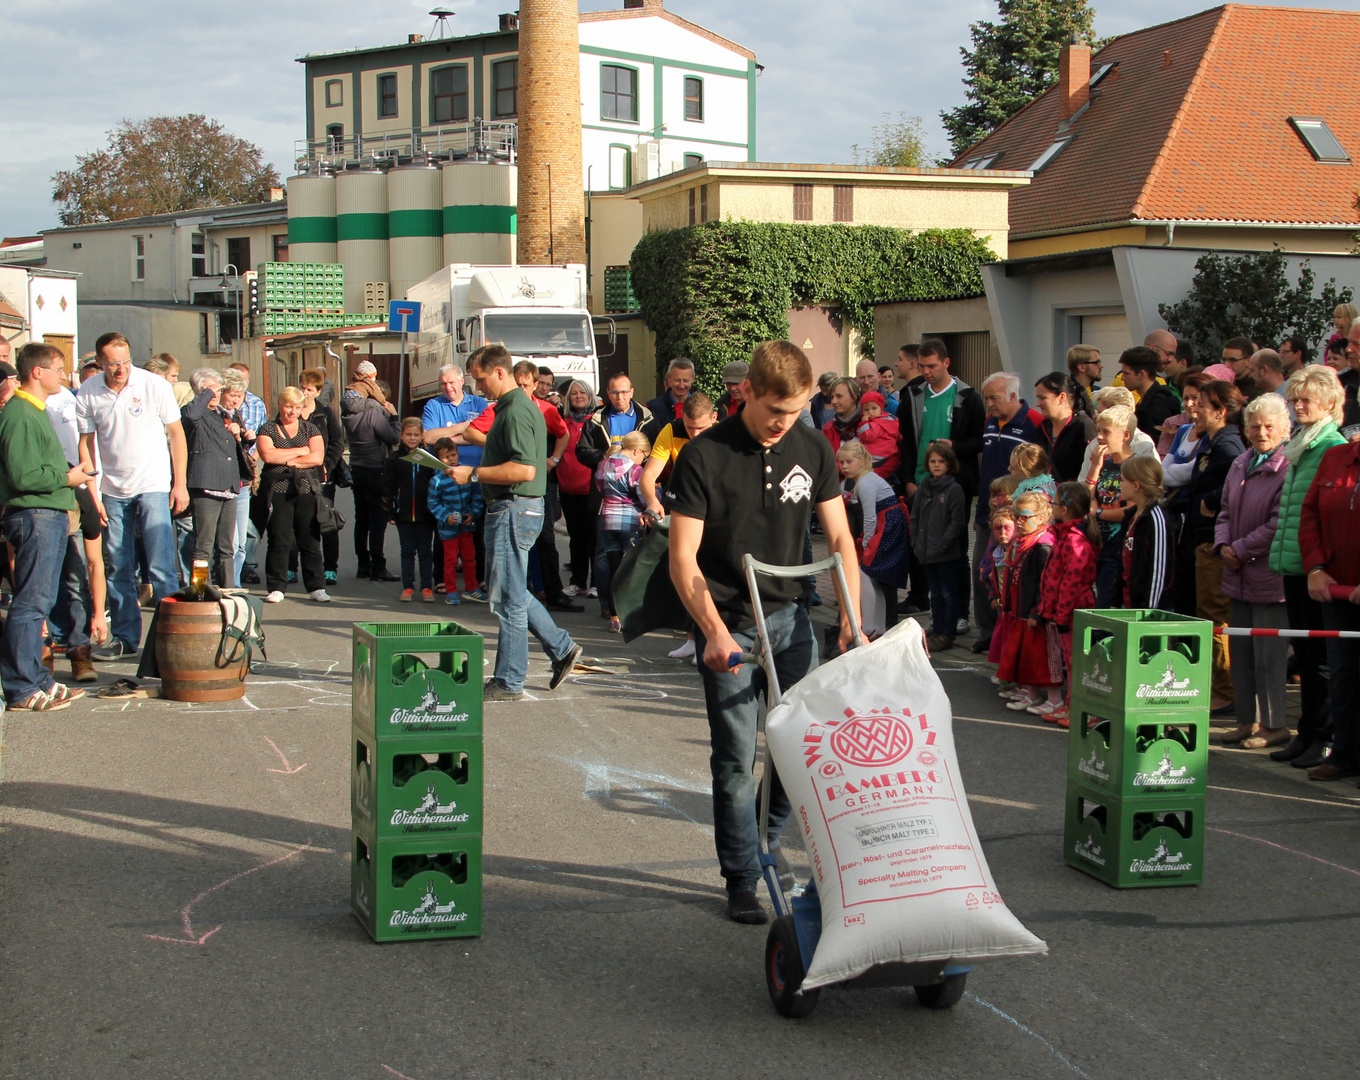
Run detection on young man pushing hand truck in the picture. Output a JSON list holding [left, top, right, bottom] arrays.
[[666, 341, 859, 924]]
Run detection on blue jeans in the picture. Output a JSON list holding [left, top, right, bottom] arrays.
[[593, 526, 638, 617], [694, 602, 817, 894], [47, 535, 92, 650], [396, 520, 435, 590], [484, 496, 575, 692], [232, 488, 251, 586], [1, 508, 69, 703], [1095, 547, 1121, 608], [924, 561, 960, 639], [104, 492, 177, 648]]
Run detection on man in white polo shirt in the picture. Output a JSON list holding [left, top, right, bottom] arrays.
[[77, 331, 188, 660]]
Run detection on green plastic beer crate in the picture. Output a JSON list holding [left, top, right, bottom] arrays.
[[353, 621, 483, 739], [1064, 782, 1204, 888], [1071, 609, 1212, 713], [352, 729, 483, 840], [351, 833, 482, 942], [1067, 704, 1208, 798]]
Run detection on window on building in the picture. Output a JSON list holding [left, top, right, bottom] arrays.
[[325, 79, 344, 107], [601, 64, 638, 123], [431, 65, 468, 124], [962, 152, 1001, 169], [700, 184, 708, 223], [608, 145, 632, 189], [272, 233, 289, 263], [684, 76, 703, 122], [326, 124, 344, 151], [227, 237, 251, 276], [1289, 117, 1350, 163], [132, 235, 145, 281], [493, 59, 518, 117], [689, 188, 696, 226], [683, 153, 703, 169], [793, 183, 813, 221], [191, 232, 206, 277], [378, 73, 399, 118], [1029, 135, 1074, 173], [833, 185, 853, 222]]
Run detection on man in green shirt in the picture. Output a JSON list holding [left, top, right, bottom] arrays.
[[0, 343, 95, 712], [450, 344, 581, 700]]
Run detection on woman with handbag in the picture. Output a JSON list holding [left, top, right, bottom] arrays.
[[181, 367, 241, 587], [296, 368, 345, 585], [256, 387, 331, 603], [219, 370, 259, 588]]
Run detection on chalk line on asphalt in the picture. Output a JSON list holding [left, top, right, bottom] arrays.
[[966, 993, 1092, 1079], [1207, 784, 1360, 810], [955, 714, 1064, 733], [1208, 827, 1360, 880]]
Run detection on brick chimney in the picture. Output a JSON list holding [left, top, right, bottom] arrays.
[[1058, 33, 1091, 125], [517, 0, 586, 264]]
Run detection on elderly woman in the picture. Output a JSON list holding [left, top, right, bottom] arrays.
[[219, 368, 256, 588], [256, 387, 330, 604], [821, 377, 861, 460], [1214, 394, 1291, 748], [1267, 366, 1348, 767], [1299, 421, 1360, 782], [180, 367, 241, 586], [1173, 379, 1246, 710], [556, 379, 599, 597]]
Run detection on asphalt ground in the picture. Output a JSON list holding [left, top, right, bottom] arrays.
[[2, 516, 1359, 1079]]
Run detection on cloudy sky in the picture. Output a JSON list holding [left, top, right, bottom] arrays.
[[3, 0, 1355, 237]]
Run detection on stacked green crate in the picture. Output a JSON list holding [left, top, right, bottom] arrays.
[[257, 262, 345, 311], [1064, 609, 1211, 888], [351, 621, 484, 941], [603, 265, 637, 313]]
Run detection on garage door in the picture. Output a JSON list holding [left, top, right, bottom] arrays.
[[1078, 312, 1131, 362]]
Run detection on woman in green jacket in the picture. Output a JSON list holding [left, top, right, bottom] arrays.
[[1267, 365, 1348, 768]]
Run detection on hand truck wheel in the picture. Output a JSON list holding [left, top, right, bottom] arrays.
[[914, 970, 967, 1010], [766, 914, 820, 1018]]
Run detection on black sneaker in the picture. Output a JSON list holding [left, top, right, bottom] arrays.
[[355, 566, 371, 580], [483, 677, 524, 702], [371, 567, 400, 582], [550, 643, 583, 690], [545, 594, 584, 613], [240, 569, 261, 584], [91, 639, 137, 662], [727, 889, 768, 925]]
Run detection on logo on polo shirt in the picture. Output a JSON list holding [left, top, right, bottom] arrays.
[[127, 396, 145, 417], [780, 464, 814, 503]]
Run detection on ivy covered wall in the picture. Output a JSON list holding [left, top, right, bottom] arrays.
[[629, 221, 996, 394]]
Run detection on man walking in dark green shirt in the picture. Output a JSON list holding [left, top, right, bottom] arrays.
[[0, 343, 96, 711], [449, 345, 581, 700]]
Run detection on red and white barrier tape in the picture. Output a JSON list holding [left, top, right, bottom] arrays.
[[1213, 626, 1360, 639]]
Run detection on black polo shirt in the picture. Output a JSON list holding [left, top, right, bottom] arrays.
[[666, 414, 839, 629]]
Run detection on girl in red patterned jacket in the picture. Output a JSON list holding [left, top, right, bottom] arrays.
[[1031, 481, 1100, 727]]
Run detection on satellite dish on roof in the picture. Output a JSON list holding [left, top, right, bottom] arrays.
[[429, 7, 455, 39]]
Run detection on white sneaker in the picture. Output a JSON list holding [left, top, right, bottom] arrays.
[[668, 639, 696, 660], [562, 584, 579, 597], [264, 591, 285, 603], [955, 618, 970, 636], [310, 589, 332, 602], [585, 587, 598, 598]]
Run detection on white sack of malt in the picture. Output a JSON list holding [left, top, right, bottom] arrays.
[[765, 619, 1046, 989]]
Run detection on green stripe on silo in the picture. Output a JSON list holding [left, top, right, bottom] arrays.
[[337, 213, 390, 241], [289, 216, 338, 244], [443, 205, 518, 235], [388, 208, 444, 238]]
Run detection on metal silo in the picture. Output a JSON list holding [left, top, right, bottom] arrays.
[[442, 162, 517, 266], [387, 165, 444, 300], [336, 168, 390, 313], [287, 174, 338, 265]]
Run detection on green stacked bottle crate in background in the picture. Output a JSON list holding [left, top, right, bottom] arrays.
[[351, 621, 484, 941], [257, 262, 345, 312], [1064, 609, 1211, 888]]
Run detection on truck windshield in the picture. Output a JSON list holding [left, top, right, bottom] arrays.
[[483, 313, 593, 356]]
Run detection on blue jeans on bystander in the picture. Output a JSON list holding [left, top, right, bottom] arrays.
[[924, 561, 960, 640], [395, 520, 435, 590], [1, 508, 69, 704], [104, 492, 177, 649]]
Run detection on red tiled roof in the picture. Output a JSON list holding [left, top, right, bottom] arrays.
[[953, 5, 1360, 235]]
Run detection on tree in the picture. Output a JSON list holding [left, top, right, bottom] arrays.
[[51, 115, 281, 226], [1158, 249, 1353, 360], [941, 0, 1100, 160], [851, 112, 928, 168]]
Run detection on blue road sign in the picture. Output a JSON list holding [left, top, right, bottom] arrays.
[[388, 299, 421, 334]]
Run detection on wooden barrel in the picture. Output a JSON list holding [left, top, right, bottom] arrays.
[[155, 599, 249, 701]]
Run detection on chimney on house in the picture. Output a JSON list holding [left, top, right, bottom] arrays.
[[1058, 33, 1091, 126], [499, 12, 519, 31]]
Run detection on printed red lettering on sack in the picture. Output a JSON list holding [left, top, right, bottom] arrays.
[[844, 913, 865, 927]]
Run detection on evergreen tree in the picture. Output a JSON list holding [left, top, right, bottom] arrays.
[[941, 0, 1100, 160]]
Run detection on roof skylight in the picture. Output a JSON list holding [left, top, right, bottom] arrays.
[[1029, 135, 1074, 173], [962, 153, 1002, 170], [1288, 117, 1350, 163]]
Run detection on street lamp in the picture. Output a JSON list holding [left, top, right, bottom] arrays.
[[218, 264, 243, 356]]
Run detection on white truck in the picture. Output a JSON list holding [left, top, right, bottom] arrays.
[[405, 264, 611, 399]]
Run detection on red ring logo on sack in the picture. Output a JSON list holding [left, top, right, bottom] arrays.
[[829, 710, 914, 768]]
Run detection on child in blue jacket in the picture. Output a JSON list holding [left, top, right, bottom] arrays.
[[427, 437, 483, 604]]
